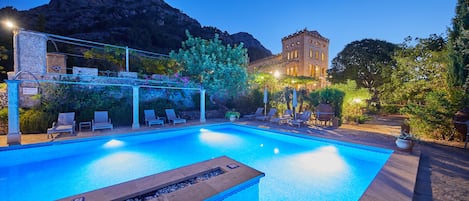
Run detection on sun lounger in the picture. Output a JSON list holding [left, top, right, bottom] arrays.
[[165, 109, 187, 125], [144, 109, 164, 127], [256, 108, 277, 121], [92, 111, 113, 131], [289, 110, 312, 128], [270, 109, 293, 124], [244, 107, 264, 119], [47, 112, 75, 139]]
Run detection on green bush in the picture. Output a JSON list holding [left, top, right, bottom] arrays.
[[233, 89, 264, 115], [0, 108, 7, 134], [20, 109, 54, 133], [381, 104, 402, 114], [309, 87, 345, 123]]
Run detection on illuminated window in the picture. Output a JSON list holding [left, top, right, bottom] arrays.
[[309, 49, 313, 58], [287, 68, 290, 75], [294, 50, 298, 58], [295, 66, 298, 76], [287, 52, 290, 60], [315, 51, 319, 59], [321, 52, 325, 61], [315, 65, 319, 77], [309, 64, 314, 77]]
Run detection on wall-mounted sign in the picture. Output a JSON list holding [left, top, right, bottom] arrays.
[[23, 87, 38, 95]]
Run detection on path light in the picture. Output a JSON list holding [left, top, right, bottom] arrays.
[[352, 98, 362, 104], [274, 70, 280, 78], [3, 20, 15, 29]]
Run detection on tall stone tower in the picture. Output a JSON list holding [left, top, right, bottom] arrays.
[[281, 29, 329, 88]]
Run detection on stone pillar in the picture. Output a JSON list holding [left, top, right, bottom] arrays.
[[14, 30, 48, 74], [200, 89, 206, 123], [6, 80, 21, 145], [125, 46, 129, 72], [132, 86, 140, 129]]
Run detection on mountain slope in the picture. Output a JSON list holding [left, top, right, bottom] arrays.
[[4, 0, 271, 61]]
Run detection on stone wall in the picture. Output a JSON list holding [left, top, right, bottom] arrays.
[[47, 53, 67, 73], [14, 30, 47, 74], [0, 86, 7, 108]]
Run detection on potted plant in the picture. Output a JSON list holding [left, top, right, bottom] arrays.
[[225, 110, 240, 122], [395, 131, 418, 150]]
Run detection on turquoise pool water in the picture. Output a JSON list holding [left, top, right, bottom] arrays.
[[0, 124, 392, 201]]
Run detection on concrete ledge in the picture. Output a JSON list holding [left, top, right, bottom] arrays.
[[360, 150, 421, 201], [58, 156, 265, 201]]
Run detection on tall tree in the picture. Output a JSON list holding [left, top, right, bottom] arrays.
[[448, 0, 469, 89], [385, 35, 448, 104], [328, 39, 397, 103], [169, 31, 248, 105], [389, 35, 455, 139]]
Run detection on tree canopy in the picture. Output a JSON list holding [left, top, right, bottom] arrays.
[[381, 35, 448, 105], [328, 39, 397, 102], [169, 31, 248, 97], [448, 0, 469, 89]]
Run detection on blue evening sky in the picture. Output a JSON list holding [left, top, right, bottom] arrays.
[[1, 0, 457, 66]]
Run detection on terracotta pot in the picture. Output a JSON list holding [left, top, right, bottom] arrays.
[[395, 138, 414, 150]]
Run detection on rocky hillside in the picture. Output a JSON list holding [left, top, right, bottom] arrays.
[[1, 0, 271, 61]]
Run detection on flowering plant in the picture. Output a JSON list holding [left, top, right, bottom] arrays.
[[225, 110, 240, 119]]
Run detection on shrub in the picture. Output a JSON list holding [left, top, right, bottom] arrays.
[[309, 87, 345, 123], [0, 108, 7, 134], [381, 104, 402, 114], [233, 89, 264, 115], [20, 109, 54, 133]]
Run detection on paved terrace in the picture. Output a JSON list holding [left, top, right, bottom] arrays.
[[1, 115, 468, 201]]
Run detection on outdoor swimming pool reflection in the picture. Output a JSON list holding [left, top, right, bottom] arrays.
[[0, 124, 392, 201]]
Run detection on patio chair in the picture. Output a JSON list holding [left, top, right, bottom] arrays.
[[289, 110, 312, 128], [244, 107, 264, 120], [144, 109, 164, 127], [165, 109, 187, 125], [92, 111, 113, 131], [47, 112, 75, 139], [314, 104, 334, 126], [270, 109, 293, 125], [256, 108, 277, 121]]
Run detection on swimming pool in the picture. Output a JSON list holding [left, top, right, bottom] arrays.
[[0, 124, 392, 201]]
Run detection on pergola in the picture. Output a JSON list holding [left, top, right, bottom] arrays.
[[6, 75, 207, 145], [4, 28, 207, 145]]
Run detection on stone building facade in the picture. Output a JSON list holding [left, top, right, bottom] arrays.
[[249, 29, 330, 89]]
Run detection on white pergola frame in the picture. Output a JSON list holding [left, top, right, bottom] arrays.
[[6, 28, 207, 145], [6, 78, 206, 145]]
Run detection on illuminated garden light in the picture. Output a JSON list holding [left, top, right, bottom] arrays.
[[3, 20, 16, 29], [274, 70, 280, 78]]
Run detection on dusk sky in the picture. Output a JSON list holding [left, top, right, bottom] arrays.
[[1, 0, 457, 66]]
